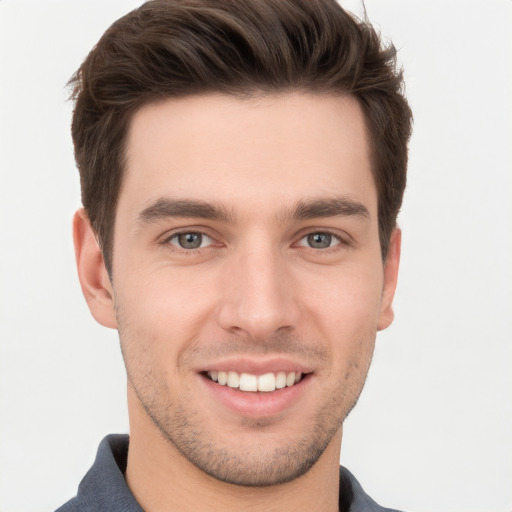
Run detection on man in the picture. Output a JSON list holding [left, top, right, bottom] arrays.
[[58, 0, 412, 510]]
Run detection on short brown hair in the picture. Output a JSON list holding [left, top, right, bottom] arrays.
[[69, 0, 412, 273]]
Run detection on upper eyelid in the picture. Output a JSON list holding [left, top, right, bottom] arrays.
[[160, 226, 219, 243], [167, 230, 211, 239], [162, 231, 219, 254], [158, 227, 351, 247], [300, 229, 342, 238], [294, 228, 350, 244], [295, 231, 343, 248], [168, 231, 213, 242]]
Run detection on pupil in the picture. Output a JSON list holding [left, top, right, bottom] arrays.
[[179, 233, 202, 249], [308, 233, 331, 249]]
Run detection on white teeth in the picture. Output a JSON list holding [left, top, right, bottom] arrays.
[[275, 372, 287, 389], [227, 371, 239, 388], [208, 370, 304, 392], [257, 372, 276, 392], [239, 373, 258, 392]]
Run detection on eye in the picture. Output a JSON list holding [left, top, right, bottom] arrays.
[[297, 232, 341, 249], [168, 232, 214, 250]]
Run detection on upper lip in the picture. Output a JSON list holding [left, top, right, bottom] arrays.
[[197, 356, 313, 375]]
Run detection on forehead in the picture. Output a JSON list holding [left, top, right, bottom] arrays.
[[122, 93, 376, 220]]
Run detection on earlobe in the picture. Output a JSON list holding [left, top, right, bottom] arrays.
[[73, 209, 117, 329], [377, 228, 401, 331]]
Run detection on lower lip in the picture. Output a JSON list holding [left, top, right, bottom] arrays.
[[200, 374, 311, 419]]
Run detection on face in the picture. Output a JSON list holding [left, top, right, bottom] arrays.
[[77, 93, 400, 486]]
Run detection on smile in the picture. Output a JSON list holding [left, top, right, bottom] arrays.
[[206, 370, 303, 392]]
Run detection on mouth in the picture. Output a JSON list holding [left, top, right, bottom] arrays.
[[204, 370, 307, 392], [198, 358, 313, 417]]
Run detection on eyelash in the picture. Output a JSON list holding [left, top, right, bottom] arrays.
[[162, 230, 218, 255], [161, 229, 349, 254], [295, 230, 346, 253]]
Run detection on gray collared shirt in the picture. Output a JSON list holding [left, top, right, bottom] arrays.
[[56, 434, 402, 512]]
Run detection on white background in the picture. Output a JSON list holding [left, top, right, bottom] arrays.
[[1, 1, 511, 511]]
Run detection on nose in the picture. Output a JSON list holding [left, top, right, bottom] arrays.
[[216, 242, 300, 341]]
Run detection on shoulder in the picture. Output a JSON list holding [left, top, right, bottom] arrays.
[[55, 498, 81, 512], [54, 434, 142, 512], [340, 466, 405, 512]]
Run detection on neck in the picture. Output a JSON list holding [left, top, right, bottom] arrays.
[[125, 392, 342, 512]]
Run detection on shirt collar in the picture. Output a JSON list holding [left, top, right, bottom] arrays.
[[63, 434, 398, 512]]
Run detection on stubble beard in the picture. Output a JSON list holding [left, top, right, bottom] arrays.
[[125, 363, 371, 487], [135, 385, 347, 487], [119, 321, 374, 487]]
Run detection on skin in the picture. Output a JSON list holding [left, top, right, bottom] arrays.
[[74, 93, 401, 512]]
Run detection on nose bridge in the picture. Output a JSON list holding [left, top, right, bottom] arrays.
[[217, 235, 298, 339]]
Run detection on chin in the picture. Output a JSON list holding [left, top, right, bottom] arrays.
[[152, 401, 344, 487]]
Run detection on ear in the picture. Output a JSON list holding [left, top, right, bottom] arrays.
[[73, 209, 117, 329], [377, 228, 401, 331]]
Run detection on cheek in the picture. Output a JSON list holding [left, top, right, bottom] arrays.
[[113, 263, 220, 362], [301, 264, 384, 333], [297, 264, 382, 381]]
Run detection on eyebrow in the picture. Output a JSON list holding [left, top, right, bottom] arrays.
[[289, 197, 370, 222], [136, 196, 370, 225], [137, 198, 234, 224]]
